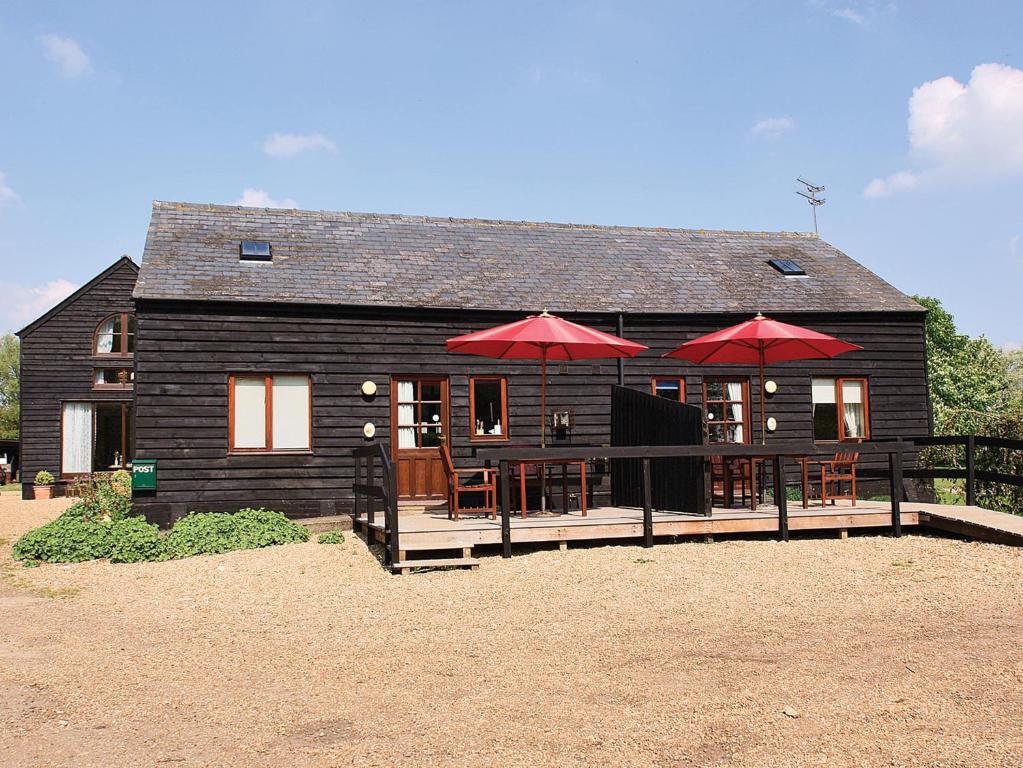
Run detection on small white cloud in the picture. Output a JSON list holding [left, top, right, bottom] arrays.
[[233, 189, 298, 209], [865, 63, 1023, 197], [262, 133, 336, 158], [831, 7, 866, 24], [39, 34, 92, 78], [863, 170, 920, 198], [0, 172, 17, 205], [751, 116, 795, 139], [1, 278, 79, 331], [1002, 341, 1022, 352]]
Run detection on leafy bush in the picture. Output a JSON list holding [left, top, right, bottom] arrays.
[[69, 473, 133, 522], [164, 512, 240, 558], [13, 512, 111, 563], [109, 517, 167, 563], [34, 470, 54, 486], [317, 530, 344, 545], [234, 507, 309, 548], [164, 508, 308, 559]]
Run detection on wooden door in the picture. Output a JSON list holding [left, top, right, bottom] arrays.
[[391, 377, 450, 500]]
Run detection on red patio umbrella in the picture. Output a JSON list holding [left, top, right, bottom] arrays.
[[663, 313, 862, 444], [447, 311, 648, 447]]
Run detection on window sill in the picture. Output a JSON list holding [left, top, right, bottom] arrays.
[[92, 385, 134, 392], [470, 436, 510, 443], [228, 449, 314, 456]]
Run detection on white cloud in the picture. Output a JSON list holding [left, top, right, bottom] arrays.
[[751, 116, 795, 139], [866, 63, 1023, 197], [831, 7, 866, 24], [1002, 341, 1022, 352], [262, 133, 336, 158], [0, 279, 79, 331], [233, 189, 298, 209], [39, 34, 92, 78], [0, 172, 17, 205], [863, 170, 920, 198]]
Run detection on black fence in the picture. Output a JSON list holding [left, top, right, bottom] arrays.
[[351, 442, 400, 565], [907, 435, 1023, 507], [610, 385, 706, 514]]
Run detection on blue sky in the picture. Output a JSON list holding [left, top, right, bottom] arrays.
[[0, 1, 1019, 344]]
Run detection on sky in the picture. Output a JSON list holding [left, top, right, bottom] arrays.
[[0, 1, 1019, 345]]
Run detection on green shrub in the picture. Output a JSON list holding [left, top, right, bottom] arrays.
[[71, 473, 133, 522], [317, 530, 344, 545], [34, 470, 54, 486], [109, 517, 167, 563], [234, 507, 309, 548], [164, 512, 240, 558], [164, 508, 307, 559], [13, 513, 111, 563]]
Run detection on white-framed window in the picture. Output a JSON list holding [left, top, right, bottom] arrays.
[[229, 374, 311, 453]]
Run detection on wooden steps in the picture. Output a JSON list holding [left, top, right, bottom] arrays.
[[918, 505, 1023, 546], [391, 557, 480, 574], [295, 514, 353, 534]]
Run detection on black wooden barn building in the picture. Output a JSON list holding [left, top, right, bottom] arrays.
[[19, 202, 931, 525]]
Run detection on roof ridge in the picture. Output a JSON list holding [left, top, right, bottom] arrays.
[[151, 200, 819, 239]]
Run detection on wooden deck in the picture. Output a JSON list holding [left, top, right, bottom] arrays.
[[356, 500, 922, 555]]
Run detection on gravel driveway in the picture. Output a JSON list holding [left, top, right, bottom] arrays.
[[2, 494, 1021, 767]]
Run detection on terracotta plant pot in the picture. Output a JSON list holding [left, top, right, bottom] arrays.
[[34, 485, 53, 500]]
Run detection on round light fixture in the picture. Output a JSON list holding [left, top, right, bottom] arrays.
[[766, 417, 778, 432], [764, 380, 778, 395], [361, 380, 378, 397], [362, 422, 376, 439]]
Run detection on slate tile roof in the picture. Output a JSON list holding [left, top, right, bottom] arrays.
[[134, 201, 923, 314]]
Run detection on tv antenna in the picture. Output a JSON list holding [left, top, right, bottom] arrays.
[[796, 177, 826, 234]]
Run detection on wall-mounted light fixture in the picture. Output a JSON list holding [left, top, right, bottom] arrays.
[[764, 380, 778, 395], [362, 422, 376, 439], [361, 380, 378, 397], [766, 417, 778, 432]]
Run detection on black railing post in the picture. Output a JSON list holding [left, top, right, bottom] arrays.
[[965, 435, 976, 507], [774, 455, 788, 542], [388, 464, 400, 566], [500, 460, 512, 558], [366, 451, 376, 527], [642, 458, 653, 548], [353, 454, 362, 522], [889, 448, 903, 537]]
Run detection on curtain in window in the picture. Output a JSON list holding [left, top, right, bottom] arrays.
[[842, 381, 865, 438], [96, 317, 115, 353], [233, 377, 267, 449], [62, 403, 93, 474], [395, 380, 417, 448], [271, 376, 310, 450], [726, 382, 744, 443]]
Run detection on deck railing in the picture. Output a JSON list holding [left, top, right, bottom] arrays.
[[352, 442, 400, 565], [907, 435, 1023, 507], [475, 441, 916, 557]]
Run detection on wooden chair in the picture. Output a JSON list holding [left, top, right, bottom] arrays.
[[439, 443, 497, 520], [799, 444, 861, 508], [710, 456, 760, 510]]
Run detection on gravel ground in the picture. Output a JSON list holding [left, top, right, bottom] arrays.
[[2, 494, 1022, 768]]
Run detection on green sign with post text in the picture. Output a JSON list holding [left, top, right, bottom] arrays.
[[132, 459, 157, 491]]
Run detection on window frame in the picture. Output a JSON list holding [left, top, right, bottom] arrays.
[[651, 377, 686, 403], [812, 376, 871, 443], [60, 400, 133, 478], [93, 312, 136, 357], [227, 374, 313, 454], [703, 378, 751, 444], [468, 375, 509, 442], [92, 367, 134, 391], [390, 377, 450, 451]]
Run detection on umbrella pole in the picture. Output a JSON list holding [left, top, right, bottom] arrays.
[[540, 349, 547, 512], [759, 347, 767, 445]]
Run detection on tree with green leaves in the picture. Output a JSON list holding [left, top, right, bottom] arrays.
[[0, 334, 18, 440], [914, 297, 1022, 512]]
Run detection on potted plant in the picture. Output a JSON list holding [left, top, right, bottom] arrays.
[[33, 470, 55, 500]]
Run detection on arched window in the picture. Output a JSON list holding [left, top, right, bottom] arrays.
[[94, 313, 136, 356]]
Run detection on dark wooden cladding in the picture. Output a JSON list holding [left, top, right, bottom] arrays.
[[18, 258, 139, 499], [132, 299, 929, 526]]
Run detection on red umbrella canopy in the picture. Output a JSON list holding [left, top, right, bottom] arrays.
[[663, 313, 862, 364], [447, 311, 648, 360]]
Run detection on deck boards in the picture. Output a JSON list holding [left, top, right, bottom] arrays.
[[357, 500, 922, 552]]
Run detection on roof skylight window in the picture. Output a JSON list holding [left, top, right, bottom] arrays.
[[240, 241, 272, 261], [767, 258, 806, 276]]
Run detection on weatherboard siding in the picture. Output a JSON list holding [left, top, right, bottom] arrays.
[[18, 259, 139, 498], [132, 301, 928, 526]]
